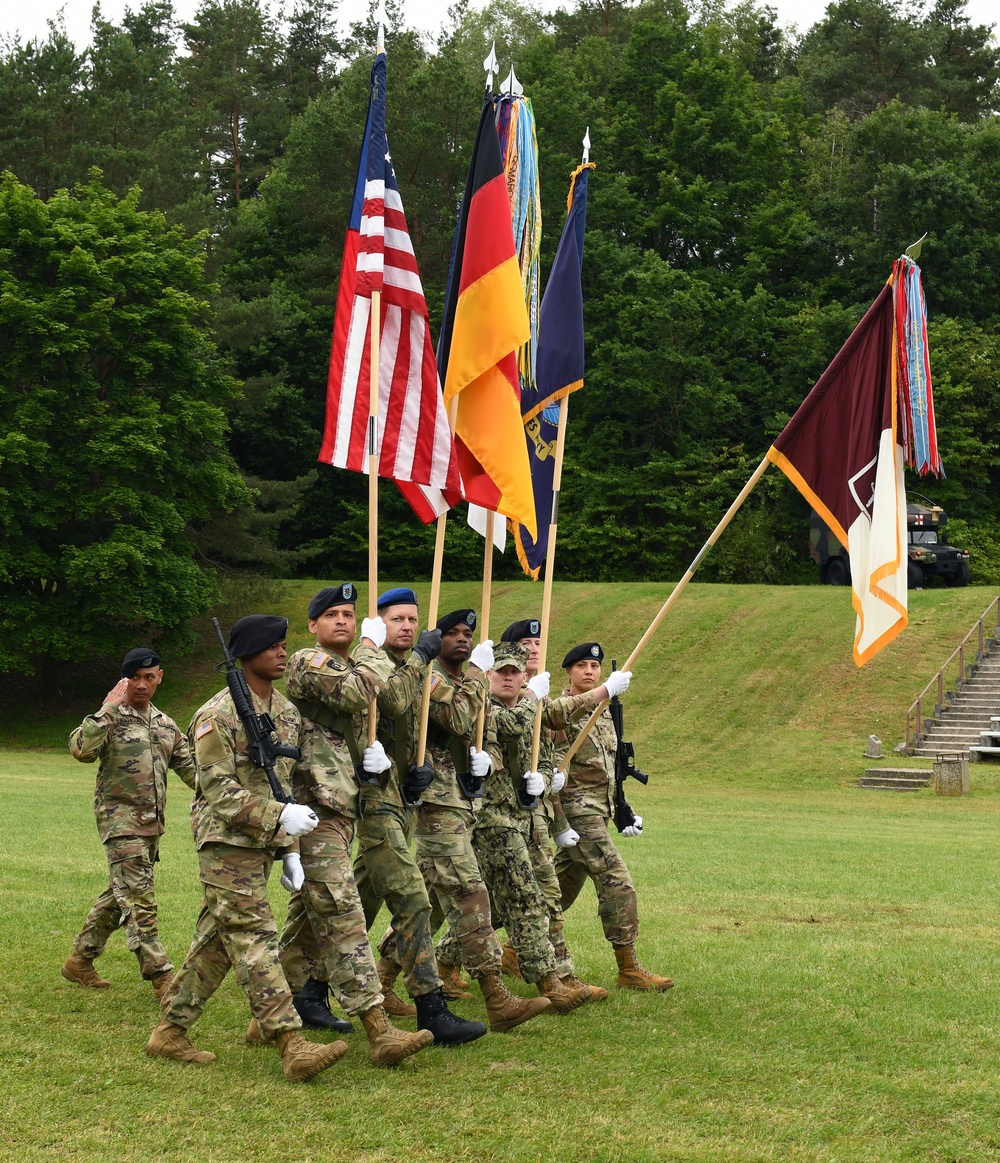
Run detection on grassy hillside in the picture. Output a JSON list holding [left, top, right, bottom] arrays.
[[5, 581, 997, 789]]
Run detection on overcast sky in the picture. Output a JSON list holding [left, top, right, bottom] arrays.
[[3, 0, 997, 52]]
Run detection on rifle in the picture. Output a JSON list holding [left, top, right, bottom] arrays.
[[608, 658, 648, 833], [212, 617, 301, 805]]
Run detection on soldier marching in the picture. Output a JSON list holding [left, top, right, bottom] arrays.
[[61, 591, 671, 1080]]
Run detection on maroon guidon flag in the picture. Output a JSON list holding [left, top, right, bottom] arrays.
[[766, 282, 907, 666]]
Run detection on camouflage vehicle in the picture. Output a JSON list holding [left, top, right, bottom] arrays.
[[810, 503, 971, 588]]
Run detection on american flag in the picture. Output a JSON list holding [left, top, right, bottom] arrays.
[[318, 50, 460, 508]]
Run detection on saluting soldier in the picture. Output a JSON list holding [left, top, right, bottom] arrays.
[[63, 648, 196, 1001], [414, 609, 549, 1033], [272, 583, 433, 1067], [147, 615, 347, 1082], [554, 643, 674, 992], [352, 588, 486, 1046]]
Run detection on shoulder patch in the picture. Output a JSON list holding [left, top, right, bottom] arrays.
[[310, 652, 330, 669], [195, 719, 215, 739]]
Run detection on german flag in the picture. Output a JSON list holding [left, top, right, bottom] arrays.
[[437, 100, 536, 541]]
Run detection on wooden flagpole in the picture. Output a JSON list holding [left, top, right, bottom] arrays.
[[366, 290, 381, 746], [559, 454, 771, 770], [528, 392, 569, 770], [473, 509, 496, 750], [414, 396, 459, 766]]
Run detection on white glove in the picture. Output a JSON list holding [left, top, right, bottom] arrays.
[[469, 640, 495, 672], [551, 769, 566, 794], [363, 740, 392, 774], [621, 815, 644, 838], [469, 746, 492, 778], [279, 803, 319, 837], [526, 671, 550, 699], [554, 827, 579, 848], [360, 616, 387, 649], [524, 771, 544, 796], [604, 669, 632, 698], [280, 853, 304, 892]]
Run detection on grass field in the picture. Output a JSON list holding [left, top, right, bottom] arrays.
[[3, 582, 1000, 1161]]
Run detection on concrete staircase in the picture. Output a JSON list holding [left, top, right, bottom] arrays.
[[911, 650, 1000, 759], [858, 768, 933, 791]]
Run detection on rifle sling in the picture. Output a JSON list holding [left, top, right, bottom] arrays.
[[287, 697, 363, 768]]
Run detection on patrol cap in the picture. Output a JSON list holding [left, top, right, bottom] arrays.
[[437, 609, 477, 634], [121, 648, 160, 677], [501, 618, 541, 642], [562, 642, 604, 668], [493, 641, 528, 672], [228, 615, 289, 660], [308, 583, 357, 619], [377, 587, 418, 610]]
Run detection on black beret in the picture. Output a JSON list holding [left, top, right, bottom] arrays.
[[437, 609, 477, 634], [228, 615, 289, 660], [562, 642, 604, 668], [308, 583, 357, 619], [121, 648, 160, 677], [501, 618, 541, 643]]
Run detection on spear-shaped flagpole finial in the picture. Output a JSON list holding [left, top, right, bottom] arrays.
[[904, 232, 928, 262], [501, 63, 523, 96], [582, 126, 591, 164], [484, 40, 499, 91], [375, 0, 389, 53]]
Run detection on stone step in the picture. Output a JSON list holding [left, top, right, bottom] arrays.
[[912, 749, 970, 759], [858, 774, 931, 791]]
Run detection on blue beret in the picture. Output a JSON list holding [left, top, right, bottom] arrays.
[[228, 615, 288, 659], [437, 609, 477, 634], [377, 587, 418, 610], [121, 648, 160, 677], [501, 618, 541, 642], [308, 583, 357, 618], [562, 642, 603, 668]]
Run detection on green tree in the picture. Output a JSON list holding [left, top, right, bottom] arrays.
[[0, 172, 248, 687]]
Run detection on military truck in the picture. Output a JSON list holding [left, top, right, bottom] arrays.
[[810, 502, 970, 588]]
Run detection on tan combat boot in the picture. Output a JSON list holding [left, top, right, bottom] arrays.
[[61, 953, 111, 989], [536, 971, 590, 1014], [150, 970, 174, 1003], [245, 1017, 269, 1046], [274, 1029, 349, 1082], [614, 943, 674, 991], [361, 1005, 434, 1066], [561, 972, 608, 1002], [438, 963, 473, 1001], [377, 956, 416, 1017], [479, 972, 551, 1032], [146, 1017, 216, 1065], [500, 941, 522, 980]]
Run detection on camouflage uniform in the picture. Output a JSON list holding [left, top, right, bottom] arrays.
[[276, 643, 389, 1015], [552, 699, 639, 948], [412, 660, 503, 981], [163, 687, 303, 1038], [468, 687, 558, 983], [351, 647, 441, 999], [69, 701, 196, 979]]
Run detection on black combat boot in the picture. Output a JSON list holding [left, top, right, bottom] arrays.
[[414, 987, 487, 1046], [292, 978, 354, 1034]]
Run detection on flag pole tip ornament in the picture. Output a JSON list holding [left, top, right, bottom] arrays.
[[484, 41, 499, 92], [501, 64, 523, 96], [904, 232, 928, 262], [582, 127, 591, 164]]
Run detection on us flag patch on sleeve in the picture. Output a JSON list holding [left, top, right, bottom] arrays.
[[195, 719, 215, 739], [310, 652, 330, 669]]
